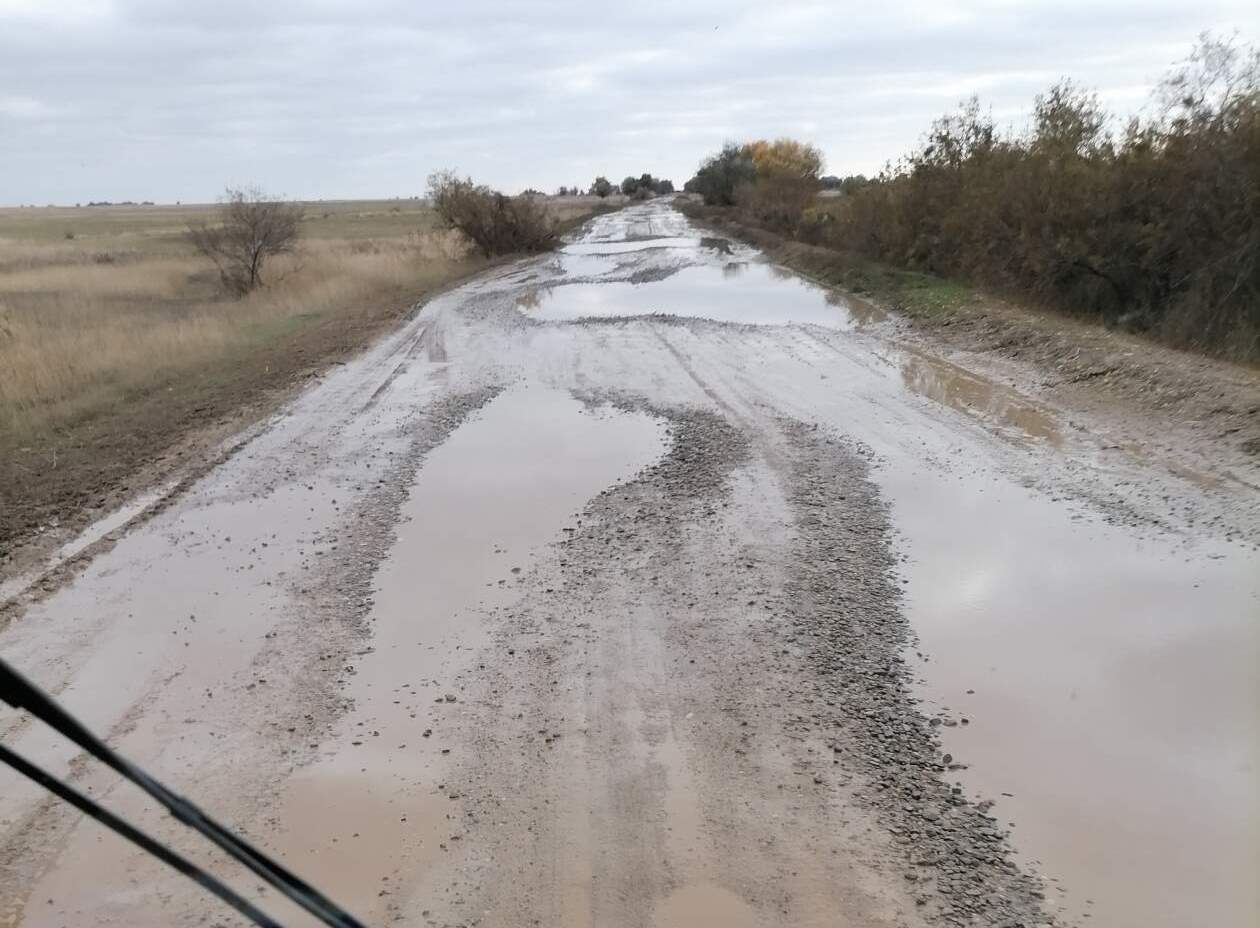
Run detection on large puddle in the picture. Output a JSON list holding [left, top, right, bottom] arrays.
[[892, 463, 1260, 927], [518, 203, 1260, 928], [266, 385, 665, 926], [520, 250, 869, 329]]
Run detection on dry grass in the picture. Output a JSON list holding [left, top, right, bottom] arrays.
[[0, 195, 614, 553], [0, 201, 471, 442]]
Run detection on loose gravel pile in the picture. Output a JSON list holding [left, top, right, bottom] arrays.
[[775, 419, 1052, 927]]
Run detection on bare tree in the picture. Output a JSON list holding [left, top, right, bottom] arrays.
[[188, 187, 303, 295]]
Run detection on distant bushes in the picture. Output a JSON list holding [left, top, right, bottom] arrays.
[[685, 139, 823, 232], [428, 171, 558, 257], [620, 174, 675, 197], [685, 143, 756, 206], [687, 36, 1260, 361]]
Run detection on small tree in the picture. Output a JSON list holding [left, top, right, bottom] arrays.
[[188, 187, 303, 296], [590, 176, 614, 198], [687, 144, 757, 205]]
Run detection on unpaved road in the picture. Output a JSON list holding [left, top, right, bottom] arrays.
[[1, 201, 1257, 928]]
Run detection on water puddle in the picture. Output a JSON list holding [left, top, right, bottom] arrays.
[[0, 479, 179, 606], [828, 289, 887, 325], [898, 349, 1062, 447], [653, 883, 759, 928], [517, 261, 867, 329], [888, 462, 1260, 927], [553, 202, 1259, 927], [266, 384, 665, 925], [563, 236, 701, 256]]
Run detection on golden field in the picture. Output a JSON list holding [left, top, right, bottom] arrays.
[[0, 195, 609, 552]]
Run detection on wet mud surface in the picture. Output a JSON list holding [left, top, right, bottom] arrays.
[[1, 200, 1257, 928]]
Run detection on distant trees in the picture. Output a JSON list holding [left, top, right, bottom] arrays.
[[743, 139, 823, 182], [589, 176, 614, 198], [685, 143, 756, 206], [187, 187, 303, 295], [685, 139, 822, 227], [618, 174, 676, 198], [428, 171, 558, 257], [738, 138, 824, 228]]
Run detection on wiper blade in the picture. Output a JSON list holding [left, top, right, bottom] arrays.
[[0, 656, 369, 928]]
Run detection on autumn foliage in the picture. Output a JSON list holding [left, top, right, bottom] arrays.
[[686, 139, 823, 229], [687, 36, 1260, 361]]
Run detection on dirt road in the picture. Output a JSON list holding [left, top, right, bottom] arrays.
[[1, 201, 1257, 928]]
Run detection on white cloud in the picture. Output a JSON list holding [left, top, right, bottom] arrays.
[[0, 0, 1256, 203], [0, 94, 57, 118]]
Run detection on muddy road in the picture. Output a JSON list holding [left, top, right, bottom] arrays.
[[1, 201, 1257, 928]]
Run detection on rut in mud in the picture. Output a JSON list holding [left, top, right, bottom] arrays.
[[0, 201, 1256, 928]]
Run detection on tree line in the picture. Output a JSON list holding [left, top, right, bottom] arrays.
[[683, 35, 1260, 361]]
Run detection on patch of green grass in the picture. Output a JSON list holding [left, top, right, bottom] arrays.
[[241, 311, 322, 343], [771, 240, 970, 320]]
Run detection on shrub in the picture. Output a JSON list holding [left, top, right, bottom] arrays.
[[187, 187, 303, 296], [686, 137, 823, 230], [590, 176, 614, 198], [687, 143, 756, 206], [827, 36, 1260, 358], [686, 35, 1260, 360], [427, 171, 559, 257]]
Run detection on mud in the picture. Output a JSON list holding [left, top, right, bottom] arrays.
[[265, 386, 664, 926], [1, 199, 1256, 928]]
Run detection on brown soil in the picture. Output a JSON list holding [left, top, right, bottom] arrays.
[[0, 266, 490, 575], [0, 207, 615, 576]]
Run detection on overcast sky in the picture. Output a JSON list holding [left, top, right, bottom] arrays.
[[1, 0, 1256, 205]]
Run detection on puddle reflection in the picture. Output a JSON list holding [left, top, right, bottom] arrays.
[[517, 261, 861, 328], [899, 351, 1062, 446]]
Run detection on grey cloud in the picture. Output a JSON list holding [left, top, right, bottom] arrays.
[[1, 0, 1256, 203]]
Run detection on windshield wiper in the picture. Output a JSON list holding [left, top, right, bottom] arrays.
[[0, 657, 368, 928]]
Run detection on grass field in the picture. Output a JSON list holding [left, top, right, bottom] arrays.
[[0, 200, 462, 438], [0, 195, 612, 556]]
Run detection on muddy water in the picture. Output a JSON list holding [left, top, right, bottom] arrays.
[[522, 210, 1260, 928], [897, 348, 1063, 447], [266, 386, 665, 926], [5, 202, 1255, 928], [894, 468, 1260, 927], [520, 259, 865, 329]]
